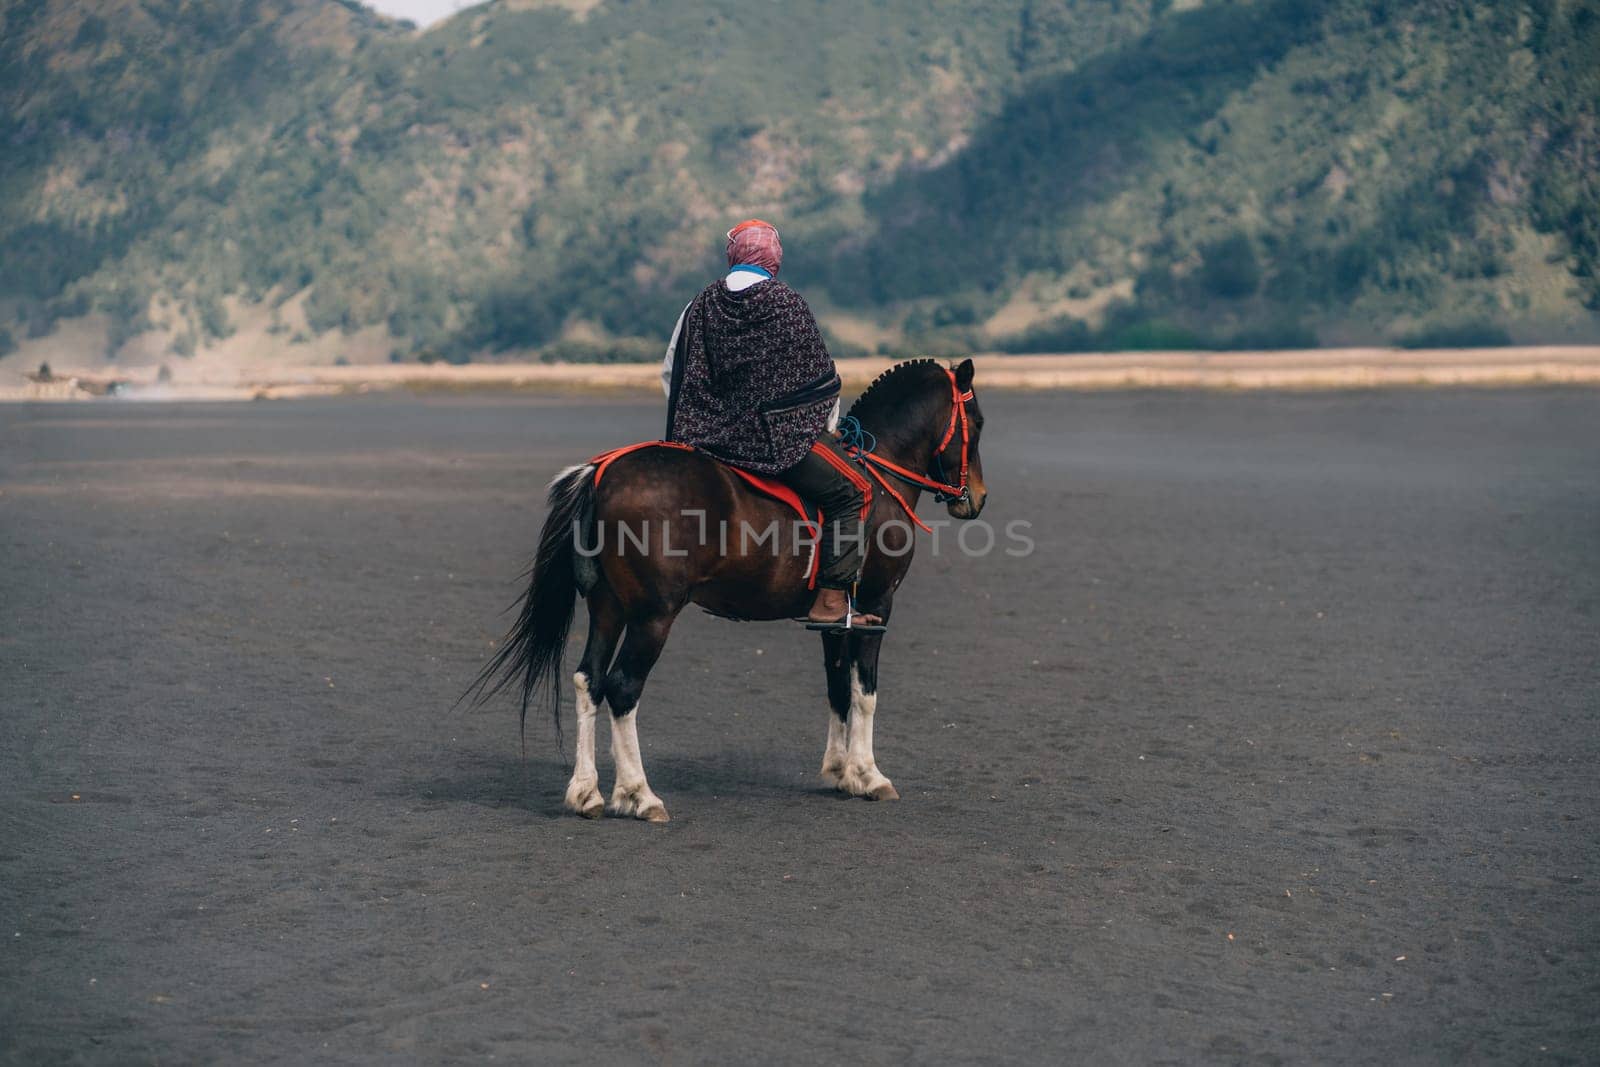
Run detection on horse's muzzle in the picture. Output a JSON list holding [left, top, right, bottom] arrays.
[[947, 490, 986, 519]]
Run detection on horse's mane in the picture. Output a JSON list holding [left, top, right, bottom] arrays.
[[846, 358, 948, 422]]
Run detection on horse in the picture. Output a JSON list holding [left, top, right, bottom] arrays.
[[473, 357, 988, 822]]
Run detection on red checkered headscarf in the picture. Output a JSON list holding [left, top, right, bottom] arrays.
[[726, 219, 782, 276]]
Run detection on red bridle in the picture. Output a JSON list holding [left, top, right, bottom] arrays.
[[843, 369, 974, 533]]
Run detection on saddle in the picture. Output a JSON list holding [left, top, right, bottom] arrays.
[[588, 441, 823, 589]]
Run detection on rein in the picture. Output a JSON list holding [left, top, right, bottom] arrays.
[[842, 368, 973, 533]]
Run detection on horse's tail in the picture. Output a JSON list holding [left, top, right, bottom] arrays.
[[466, 462, 596, 750]]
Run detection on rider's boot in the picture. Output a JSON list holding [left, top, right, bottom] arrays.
[[806, 586, 882, 627]]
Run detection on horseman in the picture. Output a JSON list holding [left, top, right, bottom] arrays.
[[661, 219, 880, 628]]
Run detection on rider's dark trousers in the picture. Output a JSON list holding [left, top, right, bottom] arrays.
[[775, 434, 872, 590]]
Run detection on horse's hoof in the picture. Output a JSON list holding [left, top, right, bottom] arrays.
[[565, 780, 604, 818], [610, 786, 669, 823], [611, 801, 669, 823], [819, 762, 845, 789], [839, 765, 895, 799]]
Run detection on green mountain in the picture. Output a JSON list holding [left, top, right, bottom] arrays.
[[1, 0, 1596, 364]]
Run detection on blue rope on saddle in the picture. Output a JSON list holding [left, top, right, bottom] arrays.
[[836, 415, 876, 456]]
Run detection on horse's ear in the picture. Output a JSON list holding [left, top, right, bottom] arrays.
[[953, 358, 975, 388]]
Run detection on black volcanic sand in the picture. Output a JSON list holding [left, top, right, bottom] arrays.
[[2, 389, 1597, 1063]]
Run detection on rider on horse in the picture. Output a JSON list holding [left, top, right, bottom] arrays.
[[661, 219, 880, 628]]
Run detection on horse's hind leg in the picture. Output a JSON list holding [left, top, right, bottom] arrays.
[[819, 631, 850, 787], [839, 632, 898, 801], [604, 613, 676, 823], [566, 585, 624, 819]]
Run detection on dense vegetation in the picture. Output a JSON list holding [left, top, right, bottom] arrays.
[[1, 0, 1595, 361], [840, 0, 1600, 351]]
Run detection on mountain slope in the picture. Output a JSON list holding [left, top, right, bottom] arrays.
[[0, 0, 1595, 365], [834, 0, 1600, 350]]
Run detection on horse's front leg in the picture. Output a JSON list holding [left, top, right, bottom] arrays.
[[819, 631, 850, 786], [838, 630, 898, 801]]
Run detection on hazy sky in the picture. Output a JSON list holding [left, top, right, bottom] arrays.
[[365, 0, 478, 27]]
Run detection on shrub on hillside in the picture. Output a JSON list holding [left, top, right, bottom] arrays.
[[994, 315, 1095, 353], [1225, 319, 1319, 350], [538, 339, 659, 364], [1104, 319, 1211, 351], [1396, 320, 1511, 349], [1196, 232, 1262, 300]]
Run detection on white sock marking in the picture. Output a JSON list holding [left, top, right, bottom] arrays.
[[564, 673, 602, 815], [609, 705, 668, 821], [841, 666, 895, 798], [820, 712, 847, 784]]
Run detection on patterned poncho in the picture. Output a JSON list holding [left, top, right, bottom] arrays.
[[665, 280, 840, 474]]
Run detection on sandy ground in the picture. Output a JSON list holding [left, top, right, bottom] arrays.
[[1, 390, 1597, 1062], [3, 346, 1600, 401]]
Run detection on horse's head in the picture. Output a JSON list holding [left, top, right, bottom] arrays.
[[847, 356, 989, 518], [940, 358, 987, 520]]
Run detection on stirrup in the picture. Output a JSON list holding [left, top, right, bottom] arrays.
[[802, 590, 887, 634], [804, 615, 887, 634]]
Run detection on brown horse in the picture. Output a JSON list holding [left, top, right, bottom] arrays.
[[474, 358, 988, 821]]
